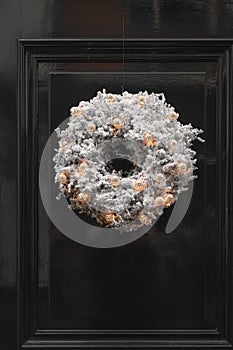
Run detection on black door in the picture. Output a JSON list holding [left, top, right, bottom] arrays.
[[1, 1, 233, 349]]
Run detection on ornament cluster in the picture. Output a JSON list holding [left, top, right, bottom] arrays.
[[53, 90, 204, 232]]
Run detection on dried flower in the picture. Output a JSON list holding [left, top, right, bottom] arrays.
[[70, 106, 83, 117], [77, 161, 89, 175], [143, 132, 157, 147], [176, 162, 187, 174], [163, 193, 175, 207], [104, 212, 118, 224], [110, 174, 120, 187], [166, 112, 179, 122], [138, 96, 145, 107], [106, 94, 116, 103], [139, 214, 151, 225], [133, 179, 146, 191], [154, 173, 165, 183], [168, 139, 177, 151], [86, 123, 96, 133], [154, 196, 165, 207], [58, 171, 68, 184], [74, 192, 91, 204]]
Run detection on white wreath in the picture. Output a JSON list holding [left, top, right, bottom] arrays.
[[53, 90, 204, 232]]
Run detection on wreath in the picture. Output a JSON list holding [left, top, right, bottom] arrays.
[[53, 90, 204, 232]]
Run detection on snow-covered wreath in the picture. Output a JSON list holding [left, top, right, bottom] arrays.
[[53, 90, 204, 232]]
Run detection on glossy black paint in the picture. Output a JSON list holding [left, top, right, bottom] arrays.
[[20, 0, 233, 39], [0, 1, 233, 349], [18, 39, 232, 349]]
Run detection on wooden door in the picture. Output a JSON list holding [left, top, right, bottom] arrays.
[[0, 1, 233, 349]]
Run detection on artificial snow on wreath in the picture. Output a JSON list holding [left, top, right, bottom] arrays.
[[53, 90, 204, 232]]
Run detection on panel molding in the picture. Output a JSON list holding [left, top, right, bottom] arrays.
[[18, 39, 233, 349]]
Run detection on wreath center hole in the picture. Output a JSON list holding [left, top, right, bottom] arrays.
[[106, 158, 141, 177]]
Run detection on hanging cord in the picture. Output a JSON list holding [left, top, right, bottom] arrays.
[[121, 0, 125, 94]]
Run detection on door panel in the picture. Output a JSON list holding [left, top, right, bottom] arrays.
[[17, 39, 233, 348]]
